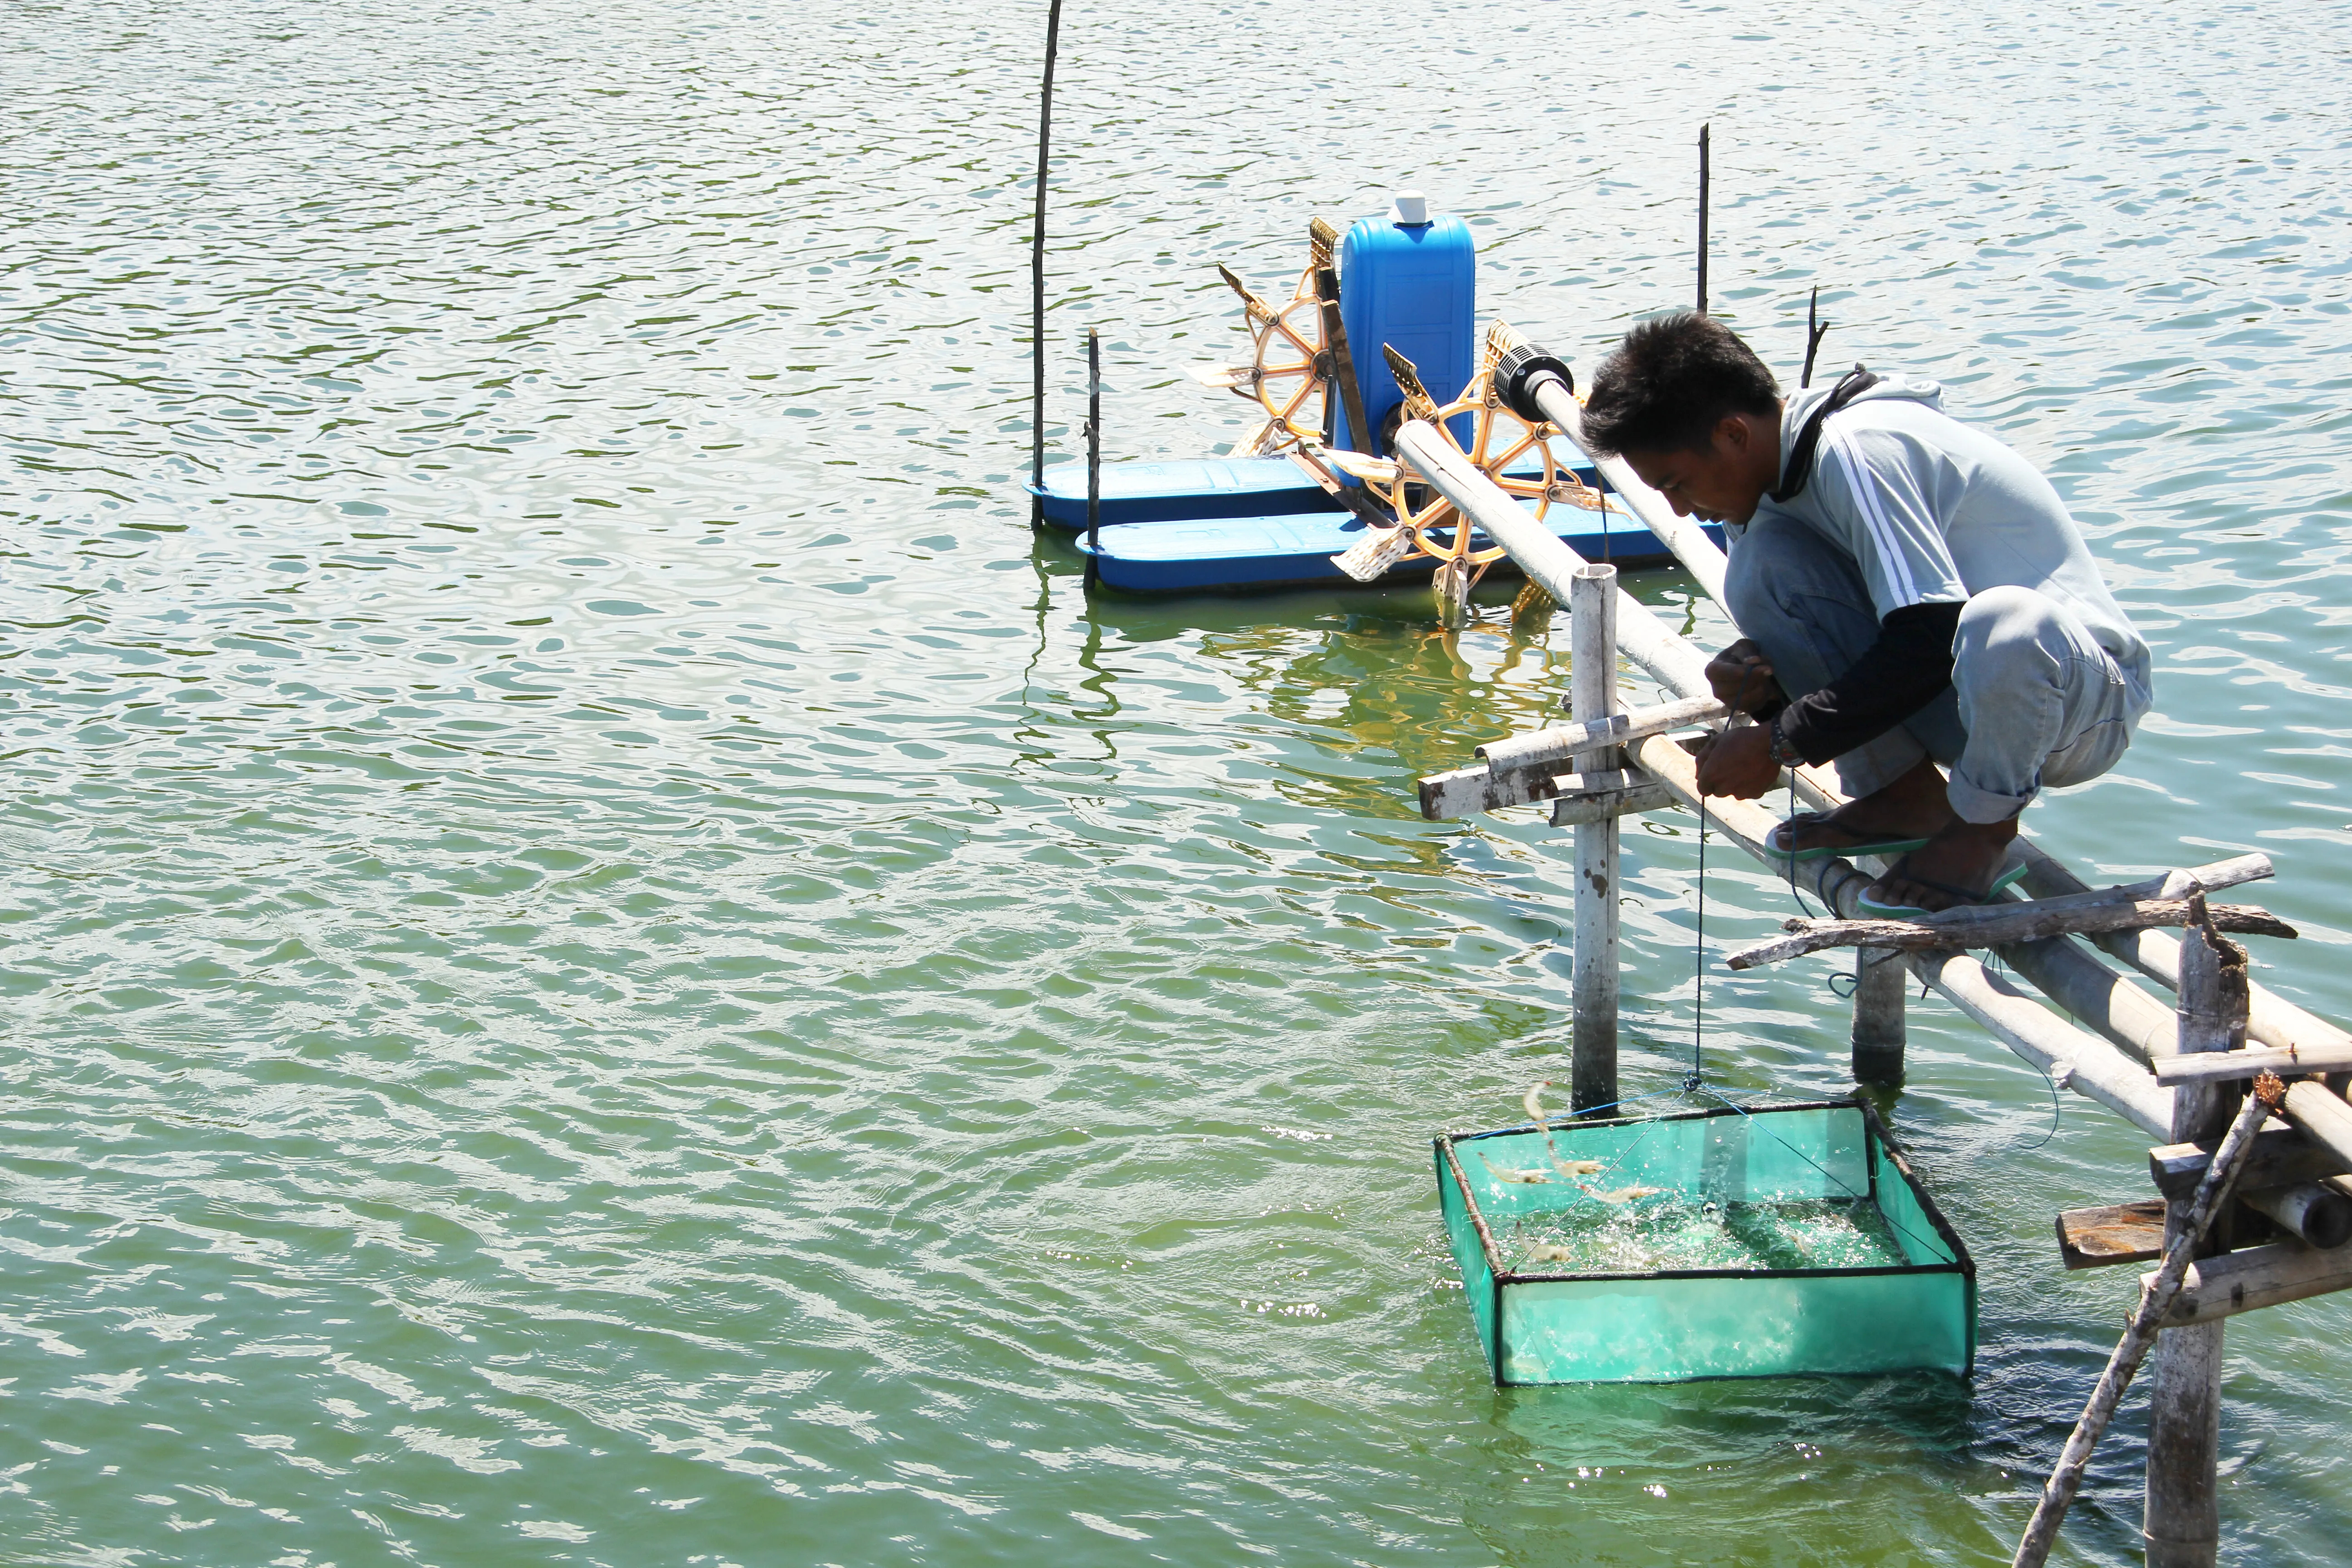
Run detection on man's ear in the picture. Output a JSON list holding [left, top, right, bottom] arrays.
[[1714, 413, 1752, 456]]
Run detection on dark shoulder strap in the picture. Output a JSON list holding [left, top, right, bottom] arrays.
[[1768, 365, 1880, 504]]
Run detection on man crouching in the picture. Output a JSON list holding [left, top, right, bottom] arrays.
[[1578, 312, 2152, 915]]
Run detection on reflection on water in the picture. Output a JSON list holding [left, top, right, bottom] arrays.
[[3, 0, 2350, 1563]]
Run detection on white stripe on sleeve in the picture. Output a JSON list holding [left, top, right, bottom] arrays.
[[1825, 425, 1921, 608]]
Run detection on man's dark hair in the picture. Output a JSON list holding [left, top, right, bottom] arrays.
[[1579, 312, 1780, 457]]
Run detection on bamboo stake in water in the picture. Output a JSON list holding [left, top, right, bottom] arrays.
[[1029, 0, 1064, 519], [1695, 124, 1710, 316]]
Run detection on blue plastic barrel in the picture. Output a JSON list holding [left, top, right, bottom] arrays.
[[1331, 193, 1475, 454]]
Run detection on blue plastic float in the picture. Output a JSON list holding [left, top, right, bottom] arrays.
[[1031, 191, 1724, 595]]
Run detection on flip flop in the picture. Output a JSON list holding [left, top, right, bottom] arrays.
[[1761, 811, 1936, 864], [1855, 847, 2031, 919]]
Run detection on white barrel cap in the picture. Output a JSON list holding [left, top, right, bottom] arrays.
[[1389, 190, 1430, 226]]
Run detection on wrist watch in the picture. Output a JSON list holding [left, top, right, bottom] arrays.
[[1767, 713, 1805, 770]]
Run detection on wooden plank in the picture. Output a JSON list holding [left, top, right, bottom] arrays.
[[2152, 1237, 2352, 1327], [2057, 1200, 2168, 1270], [2149, 1126, 2347, 1200]]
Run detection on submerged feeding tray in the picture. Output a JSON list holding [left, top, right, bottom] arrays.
[[1435, 1098, 1975, 1385]]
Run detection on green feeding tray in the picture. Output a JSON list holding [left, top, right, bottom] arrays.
[[1435, 1098, 1975, 1385]]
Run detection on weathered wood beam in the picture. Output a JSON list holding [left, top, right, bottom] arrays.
[[2153, 1042, 2352, 1085], [2057, 1199, 2167, 1270], [1550, 782, 1675, 828], [1725, 899, 2293, 971], [1850, 946, 1908, 1086], [2142, 900, 2244, 1568], [1568, 563, 1622, 1116], [2152, 1235, 2352, 1327]]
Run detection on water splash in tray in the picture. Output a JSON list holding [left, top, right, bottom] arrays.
[[1503, 1195, 1911, 1276]]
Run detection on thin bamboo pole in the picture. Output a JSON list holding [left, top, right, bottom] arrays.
[[1695, 124, 1710, 316], [1028, 0, 1064, 520]]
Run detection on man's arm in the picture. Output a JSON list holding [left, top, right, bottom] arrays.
[[1774, 601, 1964, 764]]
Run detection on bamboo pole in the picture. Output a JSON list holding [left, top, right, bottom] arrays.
[[2156, 1044, 2352, 1084], [1085, 328, 1102, 559], [2279, 1078, 2352, 1176], [1028, 0, 1064, 521], [1569, 564, 1622, 1114], [2020, 848, 2352, 1065], [1695, 124, 1710, 316], [2239, 1178, 2352, 1251]]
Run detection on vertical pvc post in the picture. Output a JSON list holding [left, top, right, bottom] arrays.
[[2145, 906, 2245, 1568], [1851, 946, 1908, 1085], [1568, 564, 1621, 1114]]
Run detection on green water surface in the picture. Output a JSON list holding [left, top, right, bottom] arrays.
[[5, 1, 2351, 1563]]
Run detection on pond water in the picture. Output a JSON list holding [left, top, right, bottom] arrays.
[[4, 0, 2350, 1563]]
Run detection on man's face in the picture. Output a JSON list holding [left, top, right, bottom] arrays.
[[1621, 412, 1779, 526]]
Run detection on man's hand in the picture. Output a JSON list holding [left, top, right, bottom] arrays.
[[1695, 722, 1780, 800], [1705, 639, 1784, 715]]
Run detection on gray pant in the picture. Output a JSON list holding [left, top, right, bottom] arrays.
[[1724, 514, 2152, 823]]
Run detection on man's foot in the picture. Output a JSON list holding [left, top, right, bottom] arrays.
[[1862, 817, 2024, 915], [1764, 757, 1954, 859]]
